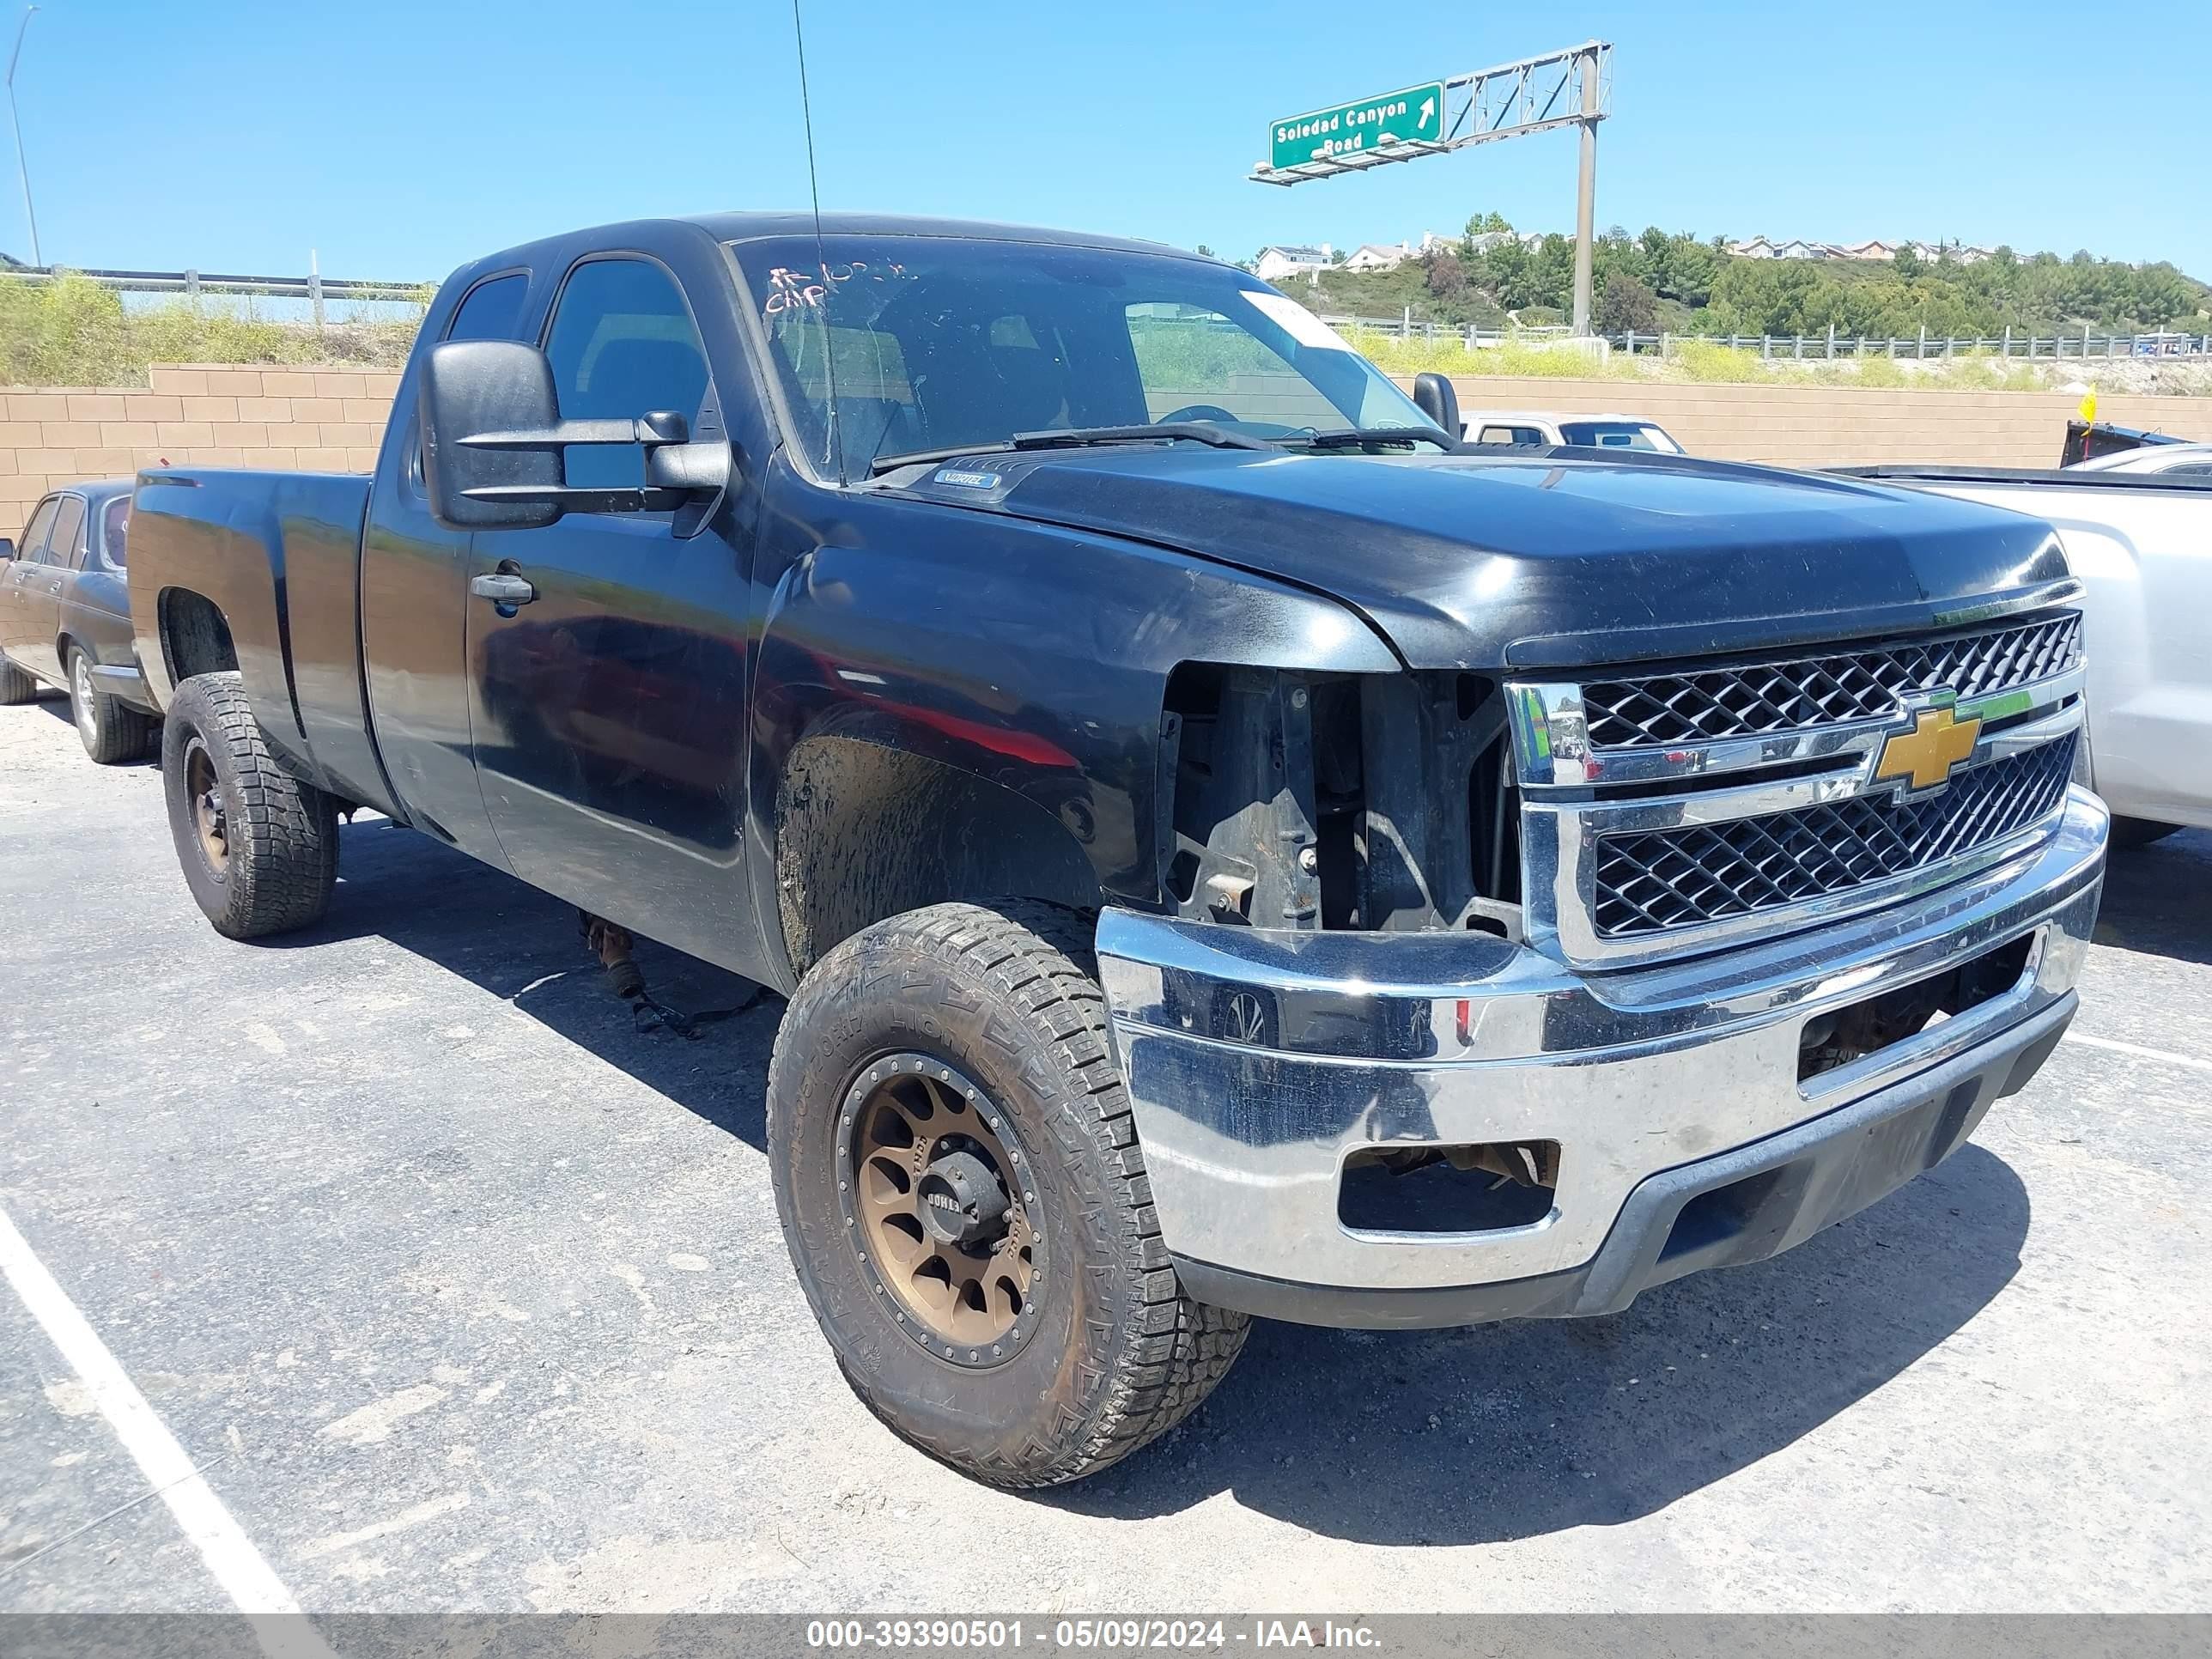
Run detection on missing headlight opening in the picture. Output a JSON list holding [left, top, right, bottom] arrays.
[[1796, 934, 2036, 1082], [1159, 665, 1523, 935]]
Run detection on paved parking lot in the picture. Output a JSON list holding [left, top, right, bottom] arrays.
[[3, 696, 2209, 1614]]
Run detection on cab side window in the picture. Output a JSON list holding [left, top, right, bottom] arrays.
[[44, 496, 86, 566], [408, 274, 533, 494], [544, 258, 710, 492], [447, 272, 529, 343]]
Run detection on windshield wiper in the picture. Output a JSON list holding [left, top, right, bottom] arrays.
[[1283, 426, 1457, 452], [868, 422, 1273, 477]]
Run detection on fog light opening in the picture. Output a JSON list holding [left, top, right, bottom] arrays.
[[1798, 935, 2034, 1082], [1337, 1141, 1560, 1235]]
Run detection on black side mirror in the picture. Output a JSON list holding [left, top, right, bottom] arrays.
[[1412, 372, 1462, 442], [420, 339, 732, 532], [0, 537, 15, 562]]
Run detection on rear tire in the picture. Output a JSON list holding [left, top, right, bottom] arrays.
[[0, 656, 37, 704], [161, 671, 339, 939], [767, 900, 1248, 1487], [69, 647, 157, 764], [2110, 817, 2185, 850]]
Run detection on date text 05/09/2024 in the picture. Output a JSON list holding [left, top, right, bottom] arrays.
[[805, 1620, 1382, 1650]]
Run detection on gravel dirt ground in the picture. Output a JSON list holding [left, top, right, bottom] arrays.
[[3, 696, 2208, 1614]]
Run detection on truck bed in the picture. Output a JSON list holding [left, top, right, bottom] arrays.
[[127, 467, 398, 816]]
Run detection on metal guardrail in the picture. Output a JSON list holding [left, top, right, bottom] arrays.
[[1322, 313, 2212, 361], [0, 263, 431, 319]]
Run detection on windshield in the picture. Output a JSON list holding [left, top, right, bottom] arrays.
[[1557, 421, 1682, 454], [729, 234, 1439, 481]]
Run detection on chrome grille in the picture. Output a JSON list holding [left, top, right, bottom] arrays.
[[1590, 735, 2075, 939], [1581, 614, 2083, 750]]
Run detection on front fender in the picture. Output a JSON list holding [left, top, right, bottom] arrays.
[[744, 467, 1399, 988]]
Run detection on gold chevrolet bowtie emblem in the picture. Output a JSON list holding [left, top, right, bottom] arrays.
[[1875, 705, 1982, 792]]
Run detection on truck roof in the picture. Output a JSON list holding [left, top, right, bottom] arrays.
[[464, 211, 1205, 276]]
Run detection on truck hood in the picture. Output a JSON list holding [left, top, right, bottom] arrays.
[[895, 447, 2072, 671]]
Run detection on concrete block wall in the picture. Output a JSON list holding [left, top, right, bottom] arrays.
[[6, 362, 2212, 538], [0, 363, 403, 538]]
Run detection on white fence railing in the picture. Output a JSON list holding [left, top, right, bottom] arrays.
[[1322, 313, 2212, 361], [0, 263, 430, 325]]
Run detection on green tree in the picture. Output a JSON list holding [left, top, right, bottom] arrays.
[[1526, 234, 1576, 311]]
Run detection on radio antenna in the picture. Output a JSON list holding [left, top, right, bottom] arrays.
[[790, 0, 841, 479]]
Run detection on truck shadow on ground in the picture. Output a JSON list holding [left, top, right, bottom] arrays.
[[264, 816, 781, 1152], [279, 814, 2036, 1547], [2093, 829, 2212, 967], [1051, 1146, 2028, 1544]]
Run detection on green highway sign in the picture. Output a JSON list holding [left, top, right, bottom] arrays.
[[1268, 82, 1445, 171]]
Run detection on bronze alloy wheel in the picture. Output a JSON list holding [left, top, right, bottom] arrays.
[[182, 736, 229, 873], [838, 1052, 1042, 1369]]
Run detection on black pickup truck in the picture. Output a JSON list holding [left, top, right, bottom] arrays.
[[127, 212, 2107, 1488]]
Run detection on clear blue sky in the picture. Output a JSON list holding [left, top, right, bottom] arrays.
[[8, 0, 2208, 283]]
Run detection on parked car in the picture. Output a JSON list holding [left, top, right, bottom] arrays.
[[1462, 409, 1685, 452], [2066, 439, 2212, 478], [126, 211, 2104, 1489], [0, 478, 161, 761], [1838, 461, 2212, 846]]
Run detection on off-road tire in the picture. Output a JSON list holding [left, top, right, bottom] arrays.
[[161, 671, 339, 939], [69, 647, 157, 764], [2109, 816, 2185, 850], [0, 656, 37, 704], [767, 900, 1249, 1487]]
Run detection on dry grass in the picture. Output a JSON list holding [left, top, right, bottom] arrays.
[[1, 275, 425, 387]]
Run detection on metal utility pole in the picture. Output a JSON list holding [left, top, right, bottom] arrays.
[[1569, 41, 1601, 336], [5, 5, 38, 269]]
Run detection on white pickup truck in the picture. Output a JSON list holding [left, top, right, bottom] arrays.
[[1843, 464, 2212, 846]]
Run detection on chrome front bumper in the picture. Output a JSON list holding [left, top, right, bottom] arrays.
[[1096, 788, 2107, 1328]]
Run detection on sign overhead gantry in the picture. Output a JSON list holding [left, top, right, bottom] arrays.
[[1251, 41, 1613, 335]]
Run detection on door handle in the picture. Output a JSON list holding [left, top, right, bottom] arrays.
[[469, 572, 538, 607]]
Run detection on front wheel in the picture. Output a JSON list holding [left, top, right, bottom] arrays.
[[70, 648, 157, 763], [161, 672, 339, 939], [767, 901, 1248, 1487]]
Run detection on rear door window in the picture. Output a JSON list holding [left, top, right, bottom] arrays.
[[543, 258, 710, 492], [44, 496, 86, 566], [17, 497, 59, 560], [101, 496, 131, 568], [1476, 424, 1547, 446], [447, 272, 530, 343], [1559, 420, 1680, 453]]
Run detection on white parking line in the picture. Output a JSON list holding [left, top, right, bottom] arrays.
[[0, 1202, 336, 1653], [2068, 1031, 2212, 1074]]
